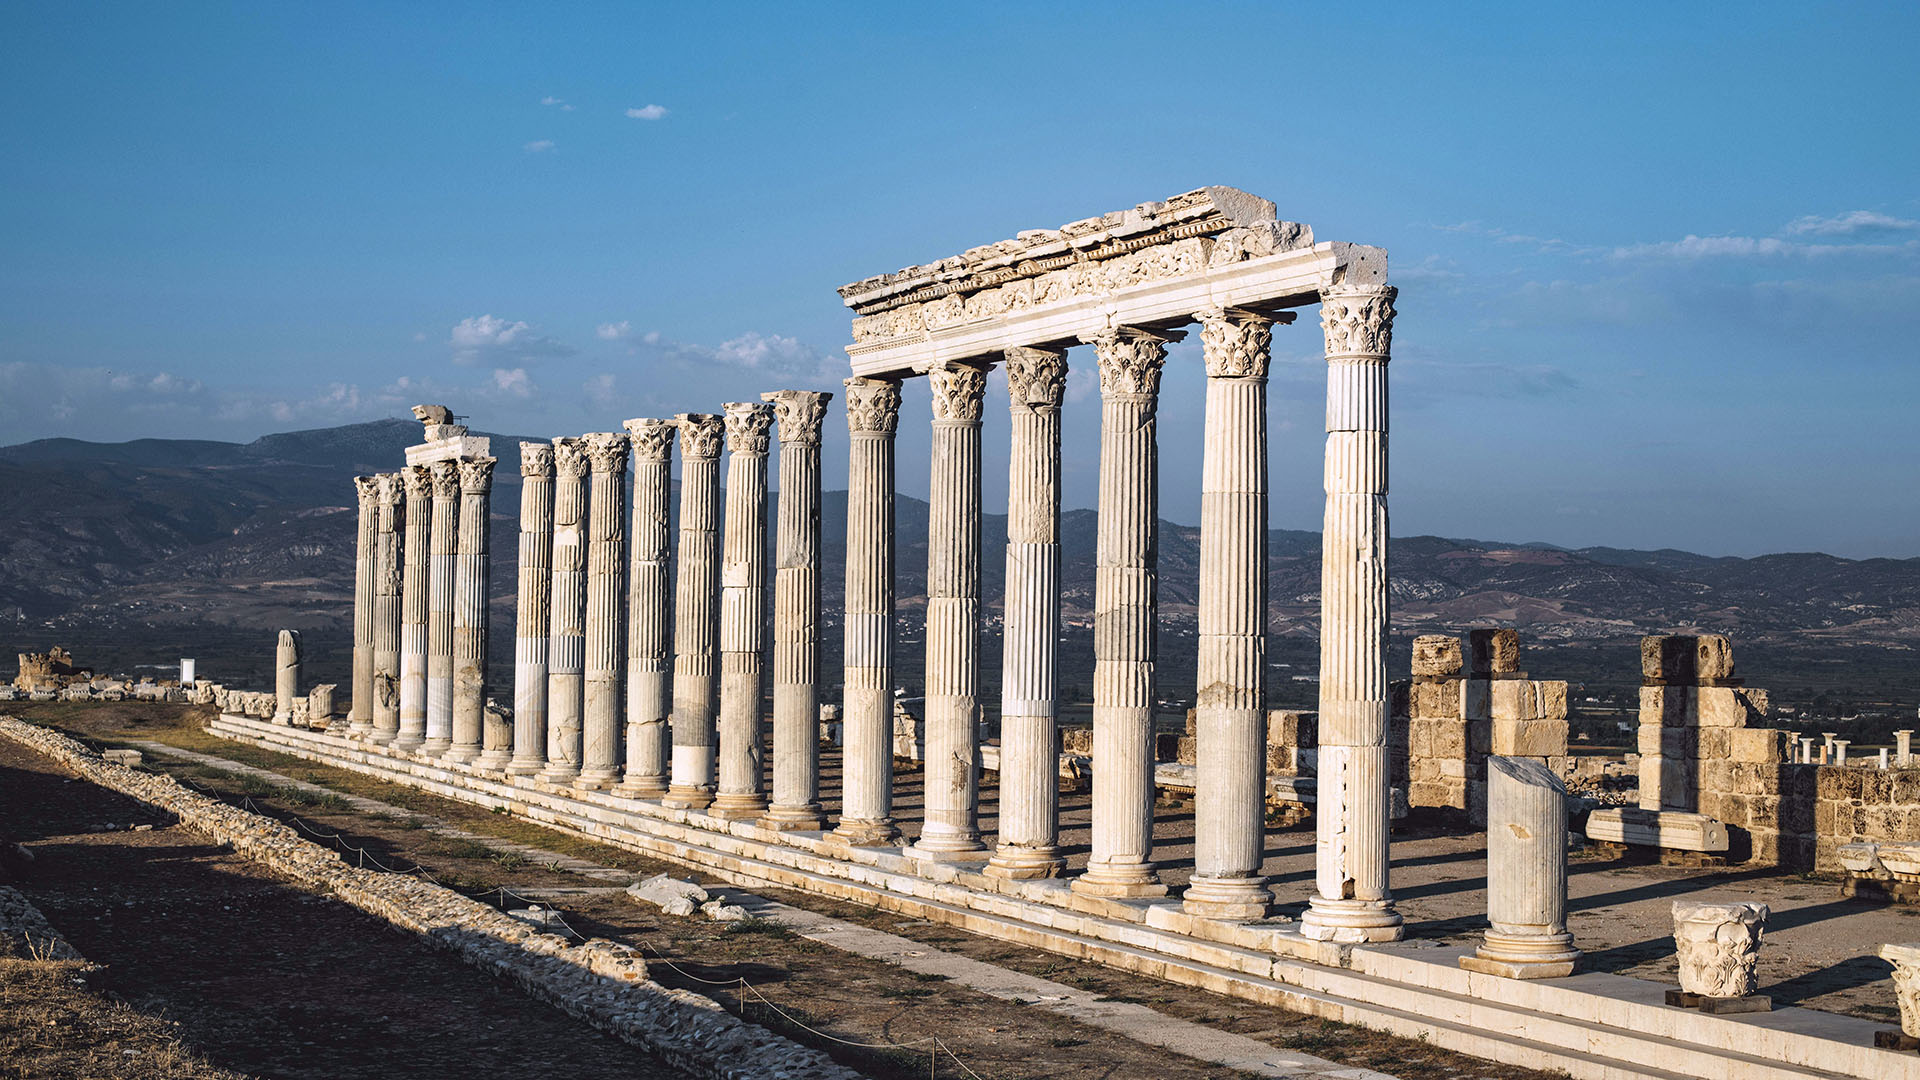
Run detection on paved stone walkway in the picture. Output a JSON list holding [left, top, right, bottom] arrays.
[[127, 740, 1397, 1080]]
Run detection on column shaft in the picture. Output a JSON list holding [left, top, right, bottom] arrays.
[[1461, 757, 1580, 978], [424, 460, 459, 754], [349, 478, 377, 732], [761, 391, 832, 830], [540, 439, 589, 782], [396, 466, 432, 749], [578, 433, 629, 788], [454, 457, 497, 765], [508, 444, 555, 775], [370, 474, 404, 743], [712, 403, 774, 819], [834, 378, 902, 845], [1187, 309, 1276, 919], [1302, 282, 1403, 943], [615, 421, 675, 797], [987, 348, 1067, 879], [274, 630, 301, 723], [912, 364, 989, 859], [665, 415, 725, 809]]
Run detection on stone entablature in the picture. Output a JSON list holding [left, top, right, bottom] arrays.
[[836, 186, 1381, 376]]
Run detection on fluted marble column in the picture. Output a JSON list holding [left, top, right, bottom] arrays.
[[274, 629, 302, 723], [613, 420, 675, 798], [508, 443, 555, 776], [1074, 327, 1179, 898], [911, 362, 990, 860], [578, 432, 629, 789], [424, 460, 460, 755], [349, 477, 378, 733], [835, 377, 902, 845], [1302, 282, 1403, 943], [396, 465, 432, 750], [453, 456, 496, 766], [665, 414, 725, 809], [540, 438, 590, 783], [712, 402, 774, 819], [370, 473, 404, 744], [987, 348, 1068, 879], [760, 391, 831, 830], [1460, 757, 1580, 978], [1186, 308, 1277, 920]]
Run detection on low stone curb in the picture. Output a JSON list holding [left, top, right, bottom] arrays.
[[0, 884, 88, 963], [0, 716, 865, 1080]]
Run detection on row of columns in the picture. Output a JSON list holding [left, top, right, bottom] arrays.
[[340, 281, 1397, 936]]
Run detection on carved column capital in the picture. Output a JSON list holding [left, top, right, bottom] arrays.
[[374, 472, 405, 506], [843, 377, 902, 434], [1003, 347, 1067, 411], [430, 460, 461, 497], [582, 431, 630, 473], [1084, 327, 1180, 398], [761, 390, 833, 445], [354, 475, 380, 503], [722, 401, 774, 454], [1319, 284, 1397, 359], [927, 362, 989, 423], [458, 456, 497, 493], [1198, 307, 1275, 378], [622, 419, 676, 462], [519, 441, 554, 477], [674, 413, 725, 459], [552, 436, 590, 479], [402, 463, 434, 499]]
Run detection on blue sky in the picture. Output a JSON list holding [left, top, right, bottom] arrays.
[[3, 3, 1917, 557]]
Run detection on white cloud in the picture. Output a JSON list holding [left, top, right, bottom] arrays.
[[713, 331, 813, 369], [523, 139, 555, 153], [1609, 234, 1913, 260], [595, 320, 633, 340], [1783, 210, 1920, 237], [449, 314, 575, 365], [584, 373, 616, 398], [625, 104, 668, 120], [492, 367, 533, 398], [539, 96, 574, 111]]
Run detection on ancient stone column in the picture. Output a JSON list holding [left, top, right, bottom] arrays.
[[1460, 757, 1581, 978], [1898, 730, 1915, 767], [1301, 283, 1403, 943], [760, 391, 832, 830], [987, 348, 1068, 879], [540, 438, 590, 783], [613, 420, 675, 798], [349, 477, 378, 733], [577, 432, 629, 789], [396, 465, 433, 750], [508, 443, 555, 776], [370, 473, 405, 744], [834, 377, 903, 845], [423, 459, 461, 755], [453, 456, 496, 766], [274, 630, 302, 723], [1186, 307, 1276, 920], [712, 402, 775, 819], [1074, 327, 1179, 898], [911, 362, 991, 860], [665, 414, 725, 809]]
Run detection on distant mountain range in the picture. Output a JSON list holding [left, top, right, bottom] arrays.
[[3, 420, 1916, 650]]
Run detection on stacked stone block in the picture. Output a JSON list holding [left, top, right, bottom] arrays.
[[1397, 630, 1566, 824], [1816, 764, 1920, 873]]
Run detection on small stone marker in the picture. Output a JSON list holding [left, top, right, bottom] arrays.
[[1880, 943, 1920, 1051], [1668, 900, 1770, 1013], [102, 749, 143, 767]]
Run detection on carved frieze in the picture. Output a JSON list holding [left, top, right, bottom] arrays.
[[721, 402, 774, 454], [761, 390, 833, 446], [843, 378, 902, 434]]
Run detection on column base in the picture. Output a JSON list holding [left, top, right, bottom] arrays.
[[1458, 931, 1580, 980], [505, 758, 546, 776], [831, 817, 900, 846], [1071, 862, 1167, 898], [347, 720, 374, 736], [708, 793, 768, 820], [1181, 875, 1273, 920], [538, 765, 582, 785], [610, 777, 670, 799], [662, 785, 714, 810], [759, 805, 826, 832], [905, 834, 991, 863], [983, 844, 1065, 881], [443, 745, 480, 765], [419, 738, 452, 756], [1300, 897, 1404, 942], [370, 729, 399, 746], [474, 750, 512, 770], [390, 733, 422, 751], [574, 769, 619, 791]]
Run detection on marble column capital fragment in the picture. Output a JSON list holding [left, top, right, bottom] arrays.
[[1319, 283, 1397, 359], [1198, 307, 1276, 379], [761, 390, 833, 445], [581, 431, 629, 473], [926, 362, 989, 423], [519, 441, 555, 477], [402, 463, 434, 499], [430, 459, 461, 496], [843, 377, 901, 434], [1003, 347, 1067, 410], [1084, 327, 1181, 398], [722, 401, 774, 454], [553, 436, 590, 479], [675, 413, 725, 459], [458, 456, 496, 493], [354, 475, 380, 504], [622, 419, 676, 461], [375, 472, 405, 506]]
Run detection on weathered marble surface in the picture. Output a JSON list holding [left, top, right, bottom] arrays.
[[1882, 942, 1920, 1037], [1672, 900, 1767, 998]]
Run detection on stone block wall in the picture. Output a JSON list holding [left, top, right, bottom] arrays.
[[1815, 764, 1920, 872], [1162, 709, 1315, 774], [1396, 629, 1567, 823]]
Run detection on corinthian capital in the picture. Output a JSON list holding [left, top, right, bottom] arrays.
[[760, 390, 833, 446], [1003, 347, 1067, 410], [927, 362, 988, 423], [843, 377, 902, 435], [1198, 307, 1275, 378], [722, 401, 774, 454], [552, 437, 590, 479], [622, 419, 676, 462], [1084, 327, 1181, 398], [519, 441, 555, 478], [458, 456, 497, 493], [403, 463, 434, 499], [430, 459, 461, 497], [674, 413, 725, 459], [354, 475, 380, 503], [1319, 283, 1397, 359], [375, 472, 405, 506], [581, 431, 630, 474]]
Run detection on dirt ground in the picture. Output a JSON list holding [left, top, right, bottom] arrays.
[[9, 701, 1587, 1080]]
